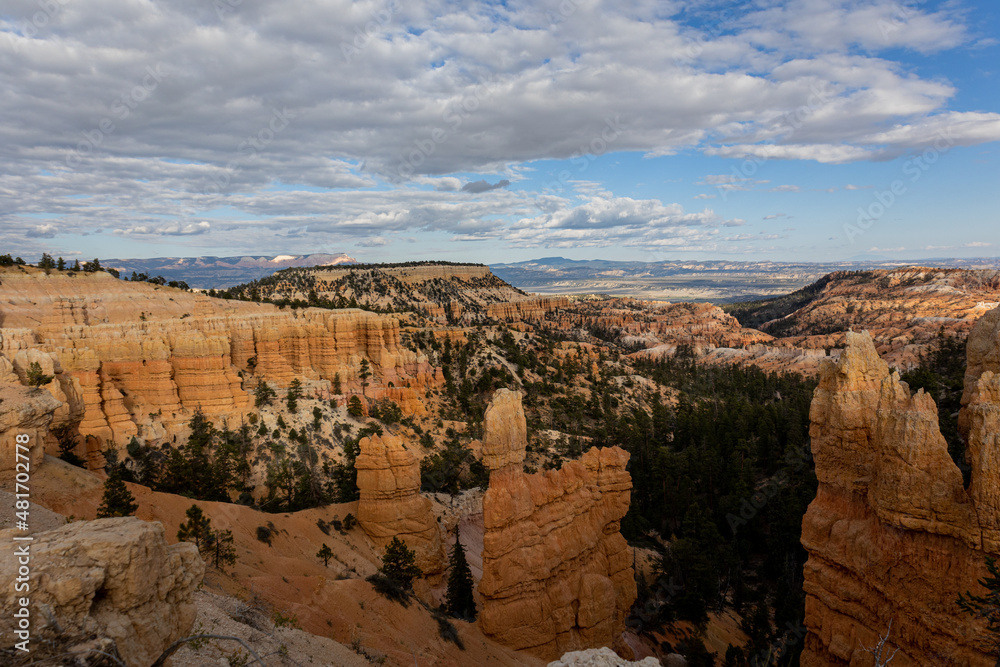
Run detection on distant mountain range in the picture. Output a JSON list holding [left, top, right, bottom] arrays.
[[492, 256, 1000, 302], [105, 253, 357, 288]]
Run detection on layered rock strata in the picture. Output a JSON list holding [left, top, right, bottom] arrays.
[[479, 389, 636, 660], [0, 517, 203, 666], [355, 433, 444, 574], [0, 268, 437, 455], [801, 313, 1000, 665]]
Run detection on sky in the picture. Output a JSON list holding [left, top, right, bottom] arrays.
[[1, 0, 999, 264]]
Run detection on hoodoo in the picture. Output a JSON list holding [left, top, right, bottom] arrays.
[[801, 310, 1000, 665], [478, 389, 636, 660]]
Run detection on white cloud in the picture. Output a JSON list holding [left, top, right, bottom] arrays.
[[0, 0, 996, 253]]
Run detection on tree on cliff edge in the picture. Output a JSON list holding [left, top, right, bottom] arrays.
[[444, 525, 476, 620]]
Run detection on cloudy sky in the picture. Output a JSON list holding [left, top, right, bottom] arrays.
[[2, 0, 998, 263]]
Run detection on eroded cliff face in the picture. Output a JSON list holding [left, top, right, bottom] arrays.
[[479, 389, 636, 660], [801, 314, 1000, 665], [0, 268, 436, 458], [355, 433, 445, 574]]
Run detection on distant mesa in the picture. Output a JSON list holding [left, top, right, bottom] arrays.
[[105, 252, 358, 288]]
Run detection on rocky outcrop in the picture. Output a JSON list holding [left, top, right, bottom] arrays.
[[479, 389, 636, 660], [801, 326, 1000, 665], [355, 433, 444, 574], [547, 647, 664, 667], [0, 383, 61, 471], [0, 517, 203, 666], [0, 268, 437, 455]]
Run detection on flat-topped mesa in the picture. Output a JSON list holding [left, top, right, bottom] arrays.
[[801, 325, 1000, 665], [478, 389, 636, 661], [355, 433, 444, 574]]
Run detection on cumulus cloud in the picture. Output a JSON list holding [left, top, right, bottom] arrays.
[[0, 0, 997, 254]]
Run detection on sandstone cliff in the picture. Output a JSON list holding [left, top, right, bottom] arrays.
[[356, 433, 445, 574], [0, 516, 203, 666], [479, 389, 636, 660], [0, 267, 436, 459], [801, 322, 1000, 665]]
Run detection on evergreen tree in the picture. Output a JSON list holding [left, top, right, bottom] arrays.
[[96, 471, 138, 518], [71, 259, 81, 271], [57, 257, 66, 270], [332, 372, 343, 395], [379, 537, 422, 590], [37, 253, 55, 271], [25, 361, 54, 389], [286, 378, 303, 413], [204, 528, 237, 571], [358, 358, 372, 396], [347, 395, 364, 418], [444, 526, 476, 620], [317, 543, 333, 567], [254, 379, 276, 407], [177, 504, 211, 550]]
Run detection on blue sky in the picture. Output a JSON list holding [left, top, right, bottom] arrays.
[[1, 0, 998, 263]]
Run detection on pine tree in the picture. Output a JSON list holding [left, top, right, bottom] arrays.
[[445, 525, 476, 620], [25, 361, 54, 389], [379, 536, 422, 590], [96, 471, 138, 518], [332, 372, 342, 395], [317, 543, 333, 567], [204, 528, 237, 571], [358, 358, 372, 397], [177, 504, 211, 550], [57, 257, 66, 270], [347, 395, 364, 418], [254, 379, 276, 407], [286, 378, 303, 413]]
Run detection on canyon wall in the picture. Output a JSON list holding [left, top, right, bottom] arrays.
[[0, 268, 436, 457], [800, 310, 1000, 665], [478, 389, 636, 660], [355, 432, 445, 574]]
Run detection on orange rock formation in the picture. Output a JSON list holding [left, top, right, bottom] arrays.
[[801, 310, 1000, 665], [478, 389, 636, 660], [355, 433, 444, 574], [0, 268, 437, 459]]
